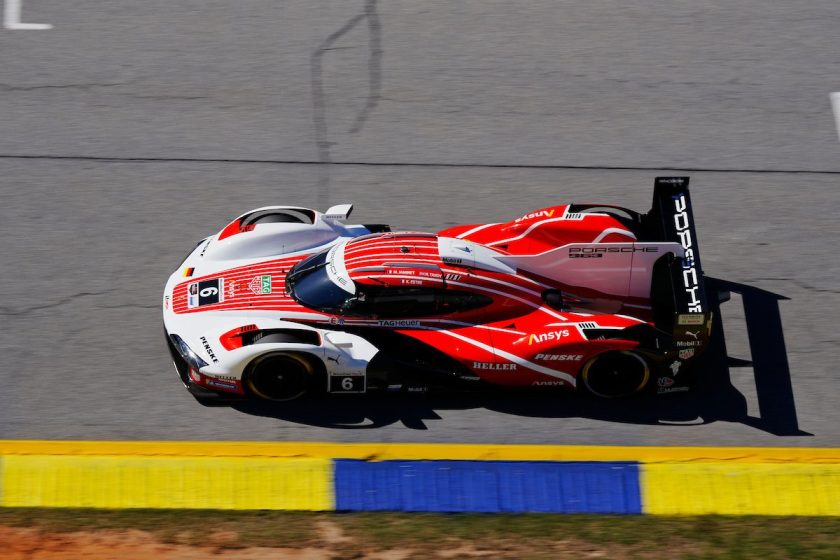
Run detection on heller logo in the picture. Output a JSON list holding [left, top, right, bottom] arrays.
[[473, 362, 517, 371], [249, 275, 272, 295]]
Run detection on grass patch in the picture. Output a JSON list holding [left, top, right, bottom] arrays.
[[0, 508, 837, 559]]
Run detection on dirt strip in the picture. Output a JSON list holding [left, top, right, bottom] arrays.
[[0, 523, 669, 560]]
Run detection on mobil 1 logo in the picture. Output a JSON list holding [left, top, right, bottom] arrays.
[[187, 278, 225, 308]]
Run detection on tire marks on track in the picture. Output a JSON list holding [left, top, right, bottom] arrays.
[[310, 0, 383, 207]]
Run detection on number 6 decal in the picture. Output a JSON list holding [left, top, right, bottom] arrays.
[[200, 286, 218, 298], [188, 278, 224, 308], [329, 374, 366, 393]]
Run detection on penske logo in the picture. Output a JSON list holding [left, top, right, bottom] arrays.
[[199, 336, 219, 363], [514, 329, 570, 345], [515, 209, 555, 223]]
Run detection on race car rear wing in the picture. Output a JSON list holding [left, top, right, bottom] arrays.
[[642, 177, 709, 318]]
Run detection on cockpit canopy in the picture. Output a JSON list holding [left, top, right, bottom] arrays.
[[286, 245, 492, 317]]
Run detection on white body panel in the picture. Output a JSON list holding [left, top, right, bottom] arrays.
[[204, 205, 370, 261], [163, 204, 381, 384], [437, 236, 516, 274], [500, 242, 684, 300]]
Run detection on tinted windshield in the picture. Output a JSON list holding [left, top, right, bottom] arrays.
[[287, 249, 493, 317], [286, 250, 353, 311]]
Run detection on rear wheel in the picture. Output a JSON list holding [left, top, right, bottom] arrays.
[[580, 351, 650, 398], [244, 353, 318, 401]]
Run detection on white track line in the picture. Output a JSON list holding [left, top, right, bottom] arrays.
[[4, 0, 52, 29], [831, 92, 840, 142]]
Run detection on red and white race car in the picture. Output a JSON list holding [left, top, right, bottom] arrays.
[[164, 177, 713, 404]]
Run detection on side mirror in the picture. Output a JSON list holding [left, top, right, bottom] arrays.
[[324, 204, 353, 221], [324, 332, 354, 348], [541, 289, 565, 311]]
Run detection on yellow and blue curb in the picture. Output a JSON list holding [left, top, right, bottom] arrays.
[[1, 441, 838, 515]]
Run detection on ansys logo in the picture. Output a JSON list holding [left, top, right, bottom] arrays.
[[515, 209, 555, 223], [249, 275, 272, 295], [514, 329, 571, 345]]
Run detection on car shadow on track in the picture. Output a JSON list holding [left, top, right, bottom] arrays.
[[695, 277, 810, 436], [231, 277, 809, 435]]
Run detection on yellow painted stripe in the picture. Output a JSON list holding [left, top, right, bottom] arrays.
[[1, 455, 333, 510], [0, 441, 838, 463], [642, 462, 840, 515]]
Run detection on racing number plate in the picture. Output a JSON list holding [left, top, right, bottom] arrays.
[[328, 372, 366, 393], [187, 278, 224, 308]]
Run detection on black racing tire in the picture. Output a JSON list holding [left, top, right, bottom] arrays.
[[244, 353, 319, 402], [579, 351, 650, 398]]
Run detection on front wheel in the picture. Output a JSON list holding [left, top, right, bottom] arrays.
[[579, 351, 650, 398], [244, 353, 319, 401]]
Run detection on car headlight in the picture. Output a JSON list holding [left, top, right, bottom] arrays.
[[170, 334, 208, 370]]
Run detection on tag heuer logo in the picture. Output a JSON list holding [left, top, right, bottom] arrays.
[[249, 275, 272, 295]]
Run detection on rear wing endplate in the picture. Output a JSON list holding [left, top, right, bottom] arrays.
[[644, 176, 709, 315]]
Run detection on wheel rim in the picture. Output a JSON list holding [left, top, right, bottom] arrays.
[[246, 354, 313, 401], [581, 351, 649, 398]]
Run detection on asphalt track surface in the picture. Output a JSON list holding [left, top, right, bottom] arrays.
[[1, 1, 838, 446]]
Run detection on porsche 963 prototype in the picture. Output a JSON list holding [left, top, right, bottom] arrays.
[[164, 177, 713, 404]]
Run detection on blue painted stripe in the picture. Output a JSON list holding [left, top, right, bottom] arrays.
[[334, 460, 641, 513]]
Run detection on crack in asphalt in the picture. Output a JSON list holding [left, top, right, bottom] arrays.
[[124, 94, 209, 101], [0, 81, 133, 92], [1, 153, 839, 175], [0, 290, 116, 317], [348, 0, 383, 135], [0, 80, 211, 102], [310, 0, 382, 207]]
